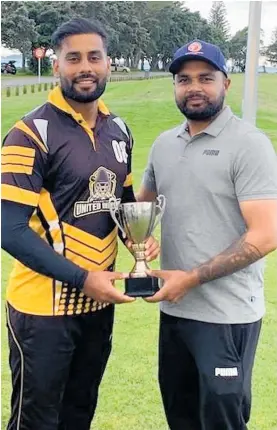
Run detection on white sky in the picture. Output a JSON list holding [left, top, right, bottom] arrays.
[[185, 1, 277, 45], [1, 1, 277, 56]]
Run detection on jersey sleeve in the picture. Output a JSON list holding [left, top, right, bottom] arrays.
[[1, 121, 48, 207], [1, 121, 88, 289]]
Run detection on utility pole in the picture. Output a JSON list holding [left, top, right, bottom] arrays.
[[242, 1, 262, 125]]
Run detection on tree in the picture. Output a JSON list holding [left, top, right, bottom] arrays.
[[1, 2, 38, 70], [1, 0, 238, 73], [26, 1, 75, 49], [143, 3, 213, 70], [209, 1, 230, 57], [229, 27, 248, 72], [264, 28, 277, 64]]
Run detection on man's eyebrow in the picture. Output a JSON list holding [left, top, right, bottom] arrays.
[[177, 73, 189, 78], [65, 50, 103, 56], [199, 72, 216, 77], [65, 51, 80, 56], [177, 71, 215, 79]]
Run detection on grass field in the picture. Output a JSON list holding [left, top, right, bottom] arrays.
[[1, 75, 277, 429]]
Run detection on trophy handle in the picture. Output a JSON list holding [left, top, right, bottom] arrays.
[[152, 194, 166, 232], [109, 197, 126, 238]]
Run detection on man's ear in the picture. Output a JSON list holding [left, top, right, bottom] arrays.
[[53, 59, 59, 78], [224, 78, 231, 92]]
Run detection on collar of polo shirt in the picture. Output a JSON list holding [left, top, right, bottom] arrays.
[[177, 106, 233, 139]]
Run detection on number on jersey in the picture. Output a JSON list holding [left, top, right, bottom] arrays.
[[112, 140, 128, 164]]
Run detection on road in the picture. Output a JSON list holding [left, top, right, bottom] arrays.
[[1, 72, 169, 87]]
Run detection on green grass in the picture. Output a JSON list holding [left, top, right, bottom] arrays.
[[2, 75, 277, 429]]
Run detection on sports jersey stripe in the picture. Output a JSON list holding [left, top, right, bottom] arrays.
[[1, 184, 40, 206], [64, 231, 117, 254], [38, 189, 64, 248], [2, 155, 35, 166], [33, 119, 49, 149], [65, 247, 117, 267], [66, 245, 118, 271], [2, 146, 35, 157], [1, 165, 33, 175], [38, 189, 65, 314], [123, 173, 133, 187], [14, 121, 48, 154], [65, 237, 117, 265], [63, 223, 118, 250], [29, 211, 48, 241], [38, 191, 64, 248]]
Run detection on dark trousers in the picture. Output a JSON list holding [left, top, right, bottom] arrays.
[[159, 312, 262, 430], [6, 303, 114, 430]]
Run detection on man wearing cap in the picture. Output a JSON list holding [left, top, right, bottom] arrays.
[[137, 39, 277, 429]]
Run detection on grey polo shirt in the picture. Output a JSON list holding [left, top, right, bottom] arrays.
[[142, 106, 277, 324]]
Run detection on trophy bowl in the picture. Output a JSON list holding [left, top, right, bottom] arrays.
[[109, 195, 166, 297]]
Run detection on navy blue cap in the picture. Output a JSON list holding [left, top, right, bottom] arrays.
[[169, 40, 228, 76]]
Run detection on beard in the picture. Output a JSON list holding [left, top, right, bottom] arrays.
[[176, 91, 225, 120], [60, 73, 107, 103]]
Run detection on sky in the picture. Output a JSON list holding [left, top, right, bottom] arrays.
[[1, 1, 277, 56], [186, 0, 277, 45]]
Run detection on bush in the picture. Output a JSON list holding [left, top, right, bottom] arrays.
[[28, 57, 51, 75]]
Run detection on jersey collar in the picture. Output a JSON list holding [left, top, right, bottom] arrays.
[[48, 86, 110, 121], [47, 86, 110, 150]]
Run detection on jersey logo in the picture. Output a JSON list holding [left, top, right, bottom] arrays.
[[74, 167, 117, 218]]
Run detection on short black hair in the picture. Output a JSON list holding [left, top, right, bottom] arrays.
[[51, 18, 108, 52]]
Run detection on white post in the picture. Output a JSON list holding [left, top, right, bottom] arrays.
[[38, 57, 41, 84], [242, 1, 262, 125]]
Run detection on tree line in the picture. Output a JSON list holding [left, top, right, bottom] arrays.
[[1, 1, 277, 74]]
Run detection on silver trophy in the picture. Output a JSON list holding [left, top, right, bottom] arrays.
[[109, 195, 166, 297]]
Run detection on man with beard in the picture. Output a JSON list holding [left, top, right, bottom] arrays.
[[137, 40, 277, 429], [1, 18, 159, 430]]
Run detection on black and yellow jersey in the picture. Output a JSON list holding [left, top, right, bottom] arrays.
[[1, 86, 134, 316]]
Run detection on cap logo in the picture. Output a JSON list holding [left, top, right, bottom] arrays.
[[188, 42, 202, 52]]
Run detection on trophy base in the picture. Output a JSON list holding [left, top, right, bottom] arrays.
[[125, 276, 159, 298]]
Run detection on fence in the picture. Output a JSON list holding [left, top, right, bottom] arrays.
[[3, 73, 171, 97]]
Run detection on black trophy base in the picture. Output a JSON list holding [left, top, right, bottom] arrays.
[[125, 276, 159, 297]]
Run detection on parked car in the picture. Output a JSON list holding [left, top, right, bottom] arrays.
[[1, 60, 17, 75], [110, 63, 130, 73]]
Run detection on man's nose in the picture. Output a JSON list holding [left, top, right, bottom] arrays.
[[187, 78, 202, 92], [79, 57, 93, 74]]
